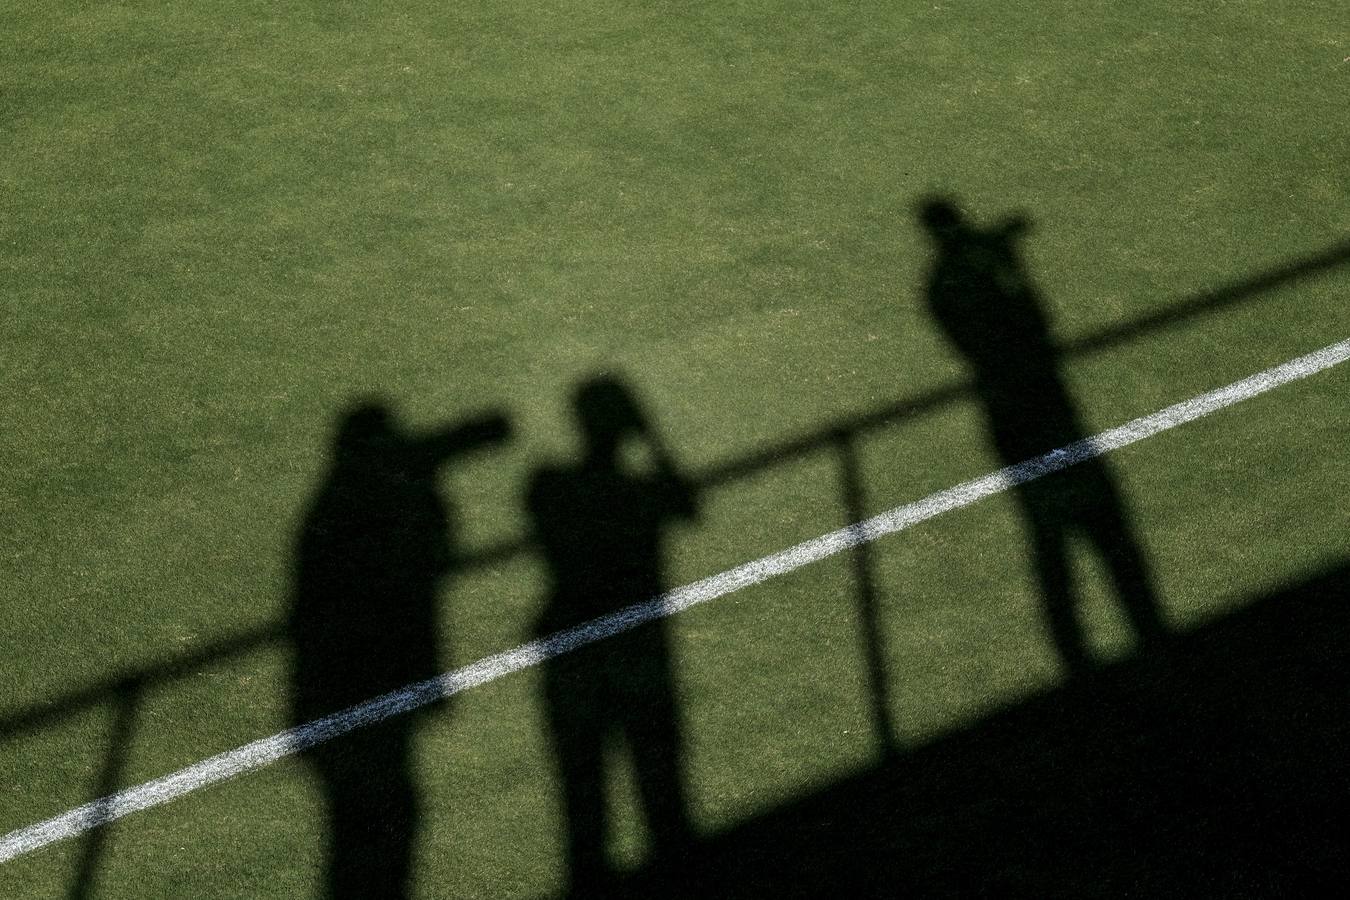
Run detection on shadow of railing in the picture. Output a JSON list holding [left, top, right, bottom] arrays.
[[595, 560, 1350, 898], [3, 237, 1348, 876]]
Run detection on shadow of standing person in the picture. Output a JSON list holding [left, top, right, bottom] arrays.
[[290, 401, 510, 899], [917, 198, 1167, 675], [529, 376, 698, 896]]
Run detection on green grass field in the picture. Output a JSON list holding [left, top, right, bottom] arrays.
[[3, 1, 1347, 897]]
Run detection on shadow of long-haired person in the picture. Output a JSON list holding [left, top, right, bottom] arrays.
[[290, 401, 510, 899], [918, 198, 1168, 675], [529, 376, 698, 895]]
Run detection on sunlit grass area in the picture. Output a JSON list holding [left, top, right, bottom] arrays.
[[2, 1, 1346, 896]]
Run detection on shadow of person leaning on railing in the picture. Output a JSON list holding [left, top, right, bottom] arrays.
[[528, 376, 699, 896], [290, 401, 510, 899], [917, 198, 1168, 675]]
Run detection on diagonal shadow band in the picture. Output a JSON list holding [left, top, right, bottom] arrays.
[[597, 559, 1350, 898]]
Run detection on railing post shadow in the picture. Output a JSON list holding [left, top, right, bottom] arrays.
[[69, 677, 140, 900], [835, 431, 899, 760]]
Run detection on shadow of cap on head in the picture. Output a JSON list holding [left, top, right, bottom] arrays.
[[335, 400, 396, 456]]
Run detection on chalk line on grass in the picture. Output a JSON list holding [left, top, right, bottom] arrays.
[[2, 337, 1347, 865]]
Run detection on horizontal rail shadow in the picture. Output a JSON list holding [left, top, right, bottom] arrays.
[[4, 238, 1348, 745]]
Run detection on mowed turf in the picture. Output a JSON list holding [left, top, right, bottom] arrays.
[[2, 1, 1347, 896]]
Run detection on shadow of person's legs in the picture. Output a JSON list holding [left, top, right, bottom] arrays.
[[1087, 499, 1167, 652], [313, 725, 418, 900], [1028, 513, 1092, 675], [545, 656, 611, 893], [622, 647, 691, 862]]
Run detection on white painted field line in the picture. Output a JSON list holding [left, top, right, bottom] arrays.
[[3, 338, 1348, 865]]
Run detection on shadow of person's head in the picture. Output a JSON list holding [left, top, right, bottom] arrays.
[[918, 196, 966, 239], [574, 376, 648, 461], [918, 195, 1031, 248], [333, 400, 398, 467]]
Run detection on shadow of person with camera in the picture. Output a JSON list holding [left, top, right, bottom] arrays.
[[529, 376, 698, 896], [917, 197, 1168, 675], [290, 401, 511, 899]]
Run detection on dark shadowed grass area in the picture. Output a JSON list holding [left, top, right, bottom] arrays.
[[604, 562, 1350, 898]]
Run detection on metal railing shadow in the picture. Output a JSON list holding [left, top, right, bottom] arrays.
[[3, 237, 1348, 885]]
